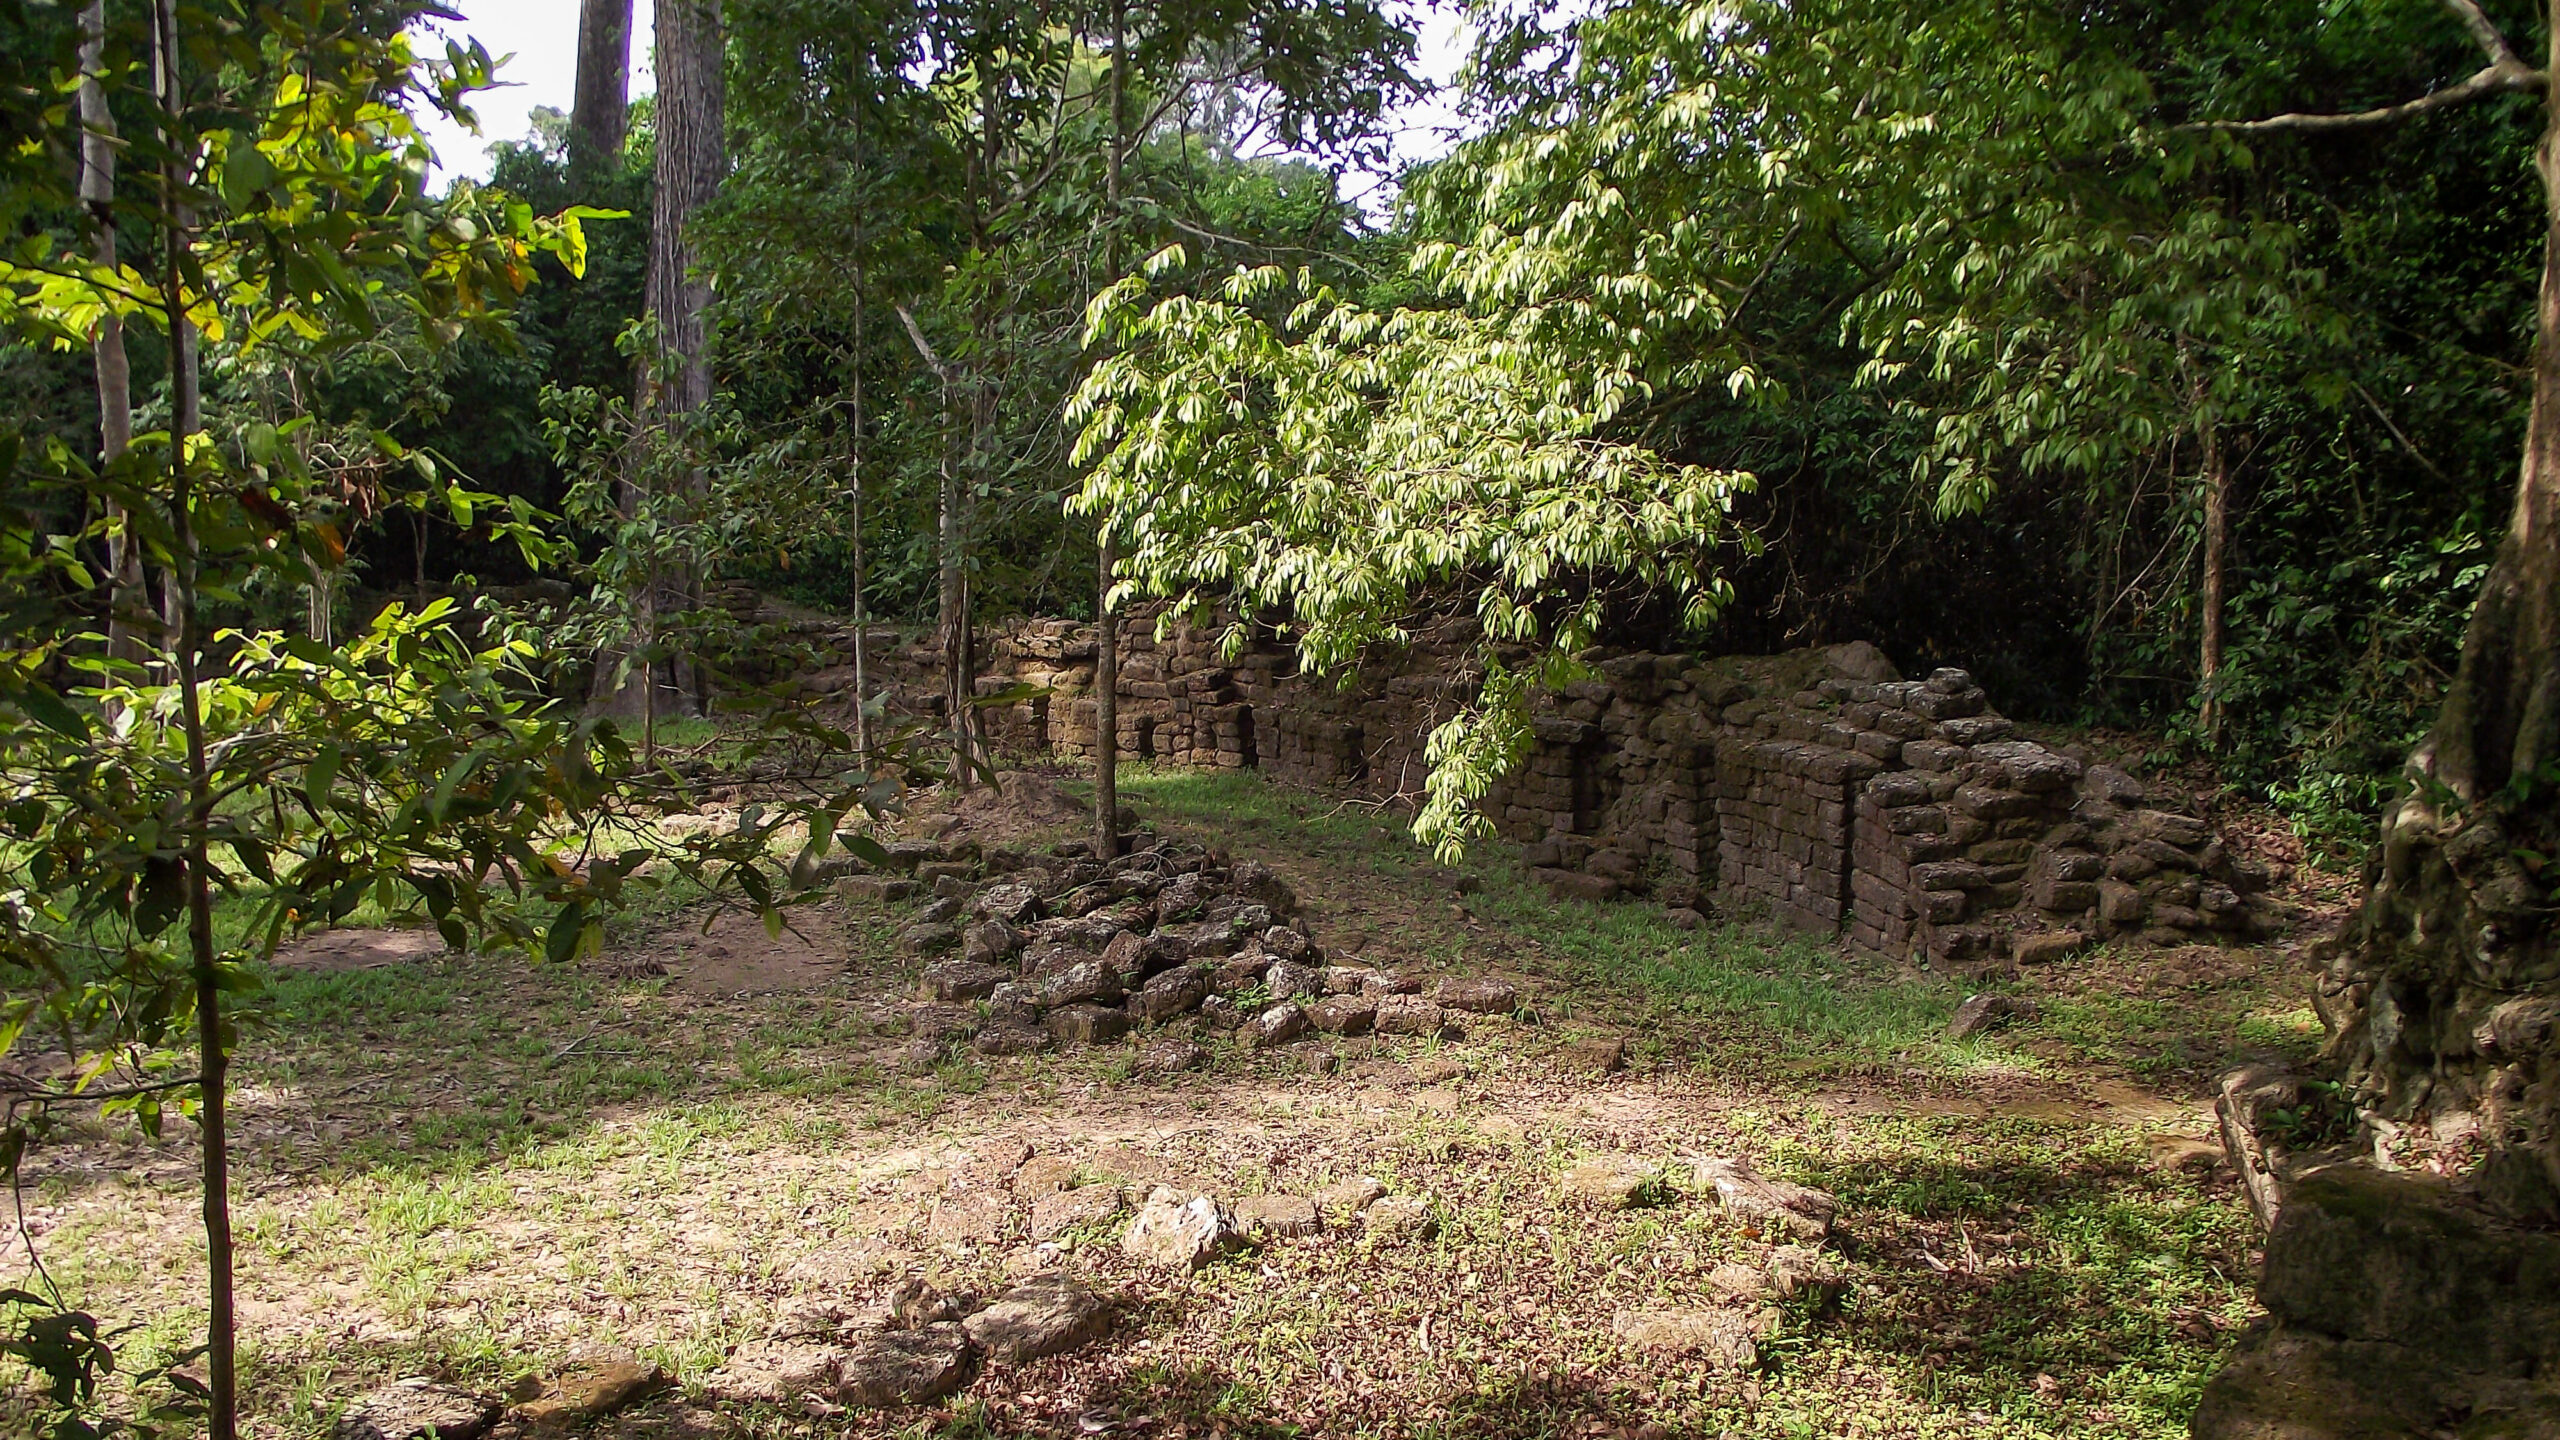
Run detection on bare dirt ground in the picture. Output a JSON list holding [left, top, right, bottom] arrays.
[[0, 763, 2330, 1439]]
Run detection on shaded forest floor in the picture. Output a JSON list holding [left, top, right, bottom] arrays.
[[3, 763, 2337, 1439]]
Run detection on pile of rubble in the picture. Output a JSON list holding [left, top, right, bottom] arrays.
[[841, 834, 1520, 1063]]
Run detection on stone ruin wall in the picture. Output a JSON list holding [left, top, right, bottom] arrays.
[[762, 601, 2280, 970]]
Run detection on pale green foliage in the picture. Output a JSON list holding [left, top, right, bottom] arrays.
[[1070, 0, 2346, 856], [1069, 250, 1752, 853], [1419, 0, 2331, 513]]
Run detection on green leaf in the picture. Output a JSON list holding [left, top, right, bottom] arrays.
[[12, 684, 88, 741], [545, 902, 587, 965]]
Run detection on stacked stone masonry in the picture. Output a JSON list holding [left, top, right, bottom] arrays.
[[754, 598, 2277, 967]]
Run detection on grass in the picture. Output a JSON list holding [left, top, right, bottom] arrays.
[[0, 762, 2292, 1438]]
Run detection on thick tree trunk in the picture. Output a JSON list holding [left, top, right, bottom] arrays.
[[647, 0, 723, 420], [615, 0, 724, 724], [2318, 27, 2560, 1220], [570, 0, 632, 174]]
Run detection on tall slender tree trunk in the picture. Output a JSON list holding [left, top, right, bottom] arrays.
[[2198, 420, 2230, 745], [848, 94, 871, 762], [1092, 0, 1126, 858], [151, 5, 232, 1433], [2320, 2, 2560, 1219], [570, 0, 633, 175], [78, 0, 144, 671], [940, 375, 971, 786]]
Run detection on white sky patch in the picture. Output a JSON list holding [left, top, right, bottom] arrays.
[[410, 0, 656, 180], [407, 0, 1473, 209]]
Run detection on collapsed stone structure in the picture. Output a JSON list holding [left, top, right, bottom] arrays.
[[758, 601, 2276, 966], [849, 831, 1512, 1059]]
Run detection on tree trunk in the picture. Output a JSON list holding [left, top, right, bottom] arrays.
[[1092, 0, 1125, 859], [78, 0, 144, 672], [2319, 10, 2560, 1220], [621, 0, 723, 724], [570, 0, 632, 174], [939, 381, 970, 786], [2199, 420, 2230, 745], [647, 0, 723, 420], [152, 6, 232, 1432]]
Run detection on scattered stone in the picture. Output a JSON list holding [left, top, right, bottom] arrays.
[[337, 1380, 499, 1440], [919, 960, 1007, 1003], [1322, 965, 1382, 994], [1100, 929, 1152, 979], [1262, 926, 1317, 962], [1211, 952, 1272, 993], [1612, 1309, 1760, 1369], [2145, 1134, 2225, 1174], [1537, 868, 1623, 903], [972, 1023, 1054, 1057], [1124, 964, 1207, 1024], [1028, 1184, 1125, 1240], [1245, 1002, 1310, 1048], [1767, 1245, 1846, 1307], [837, 1324, 975, 1407], [964, 918, 1023, 966], [1121, 1191, 1240, 1269], [836, 875, 917, 905], [1692, 1156, 1837, 1241], [1561, 1155, 1661, 1210], [1036, 958, 1125, 1010], [1665, 907, 1711, 930], [915, 895, 963, 925], [1263, 960, 1325, 1002], [1436, 977, 1519, 1014], [885, 1039, 945, 1075], [1136, 1039, 1209, 1074], [510, 1357, 662, 1427], [1705, 1262, 1774, 1305], [1361, 1195, 1437, 1243], [1314, 1175, 1387, 1216], [972, 881, 1043, 925], [702, 1340, 843, 1406], [1372, 995, 1446, 1035], [1566, 1036, 1627, 1075], [1043, 1004, 1132, 1046], [1228, 860, 1300, 916], [1014, 1155, 1079, 1196], [1232, 1194, 1321, 1238], [984, 982, 1039, 1025], [2012, 931, 2089, 966], [887, 1277, 961, 1328], [1407, 1055, 1468, 1086], [1154, 871, 1210, 921], [1306, 994, 1377, 1036], [1197, 994, 1243, 1031], [1946, 992, 2034, 1041], [897, 923, 961, 958], [962, 1272, 1117, 1362]]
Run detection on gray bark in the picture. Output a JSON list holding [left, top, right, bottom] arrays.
[[571, 0, 633, 172]]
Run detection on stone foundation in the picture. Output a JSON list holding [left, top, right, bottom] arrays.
[[754, 598, 2278, 965]]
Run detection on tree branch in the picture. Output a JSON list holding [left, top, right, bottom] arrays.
[[2188, 0, 2543, 134], [895, 304, 953, 382]]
